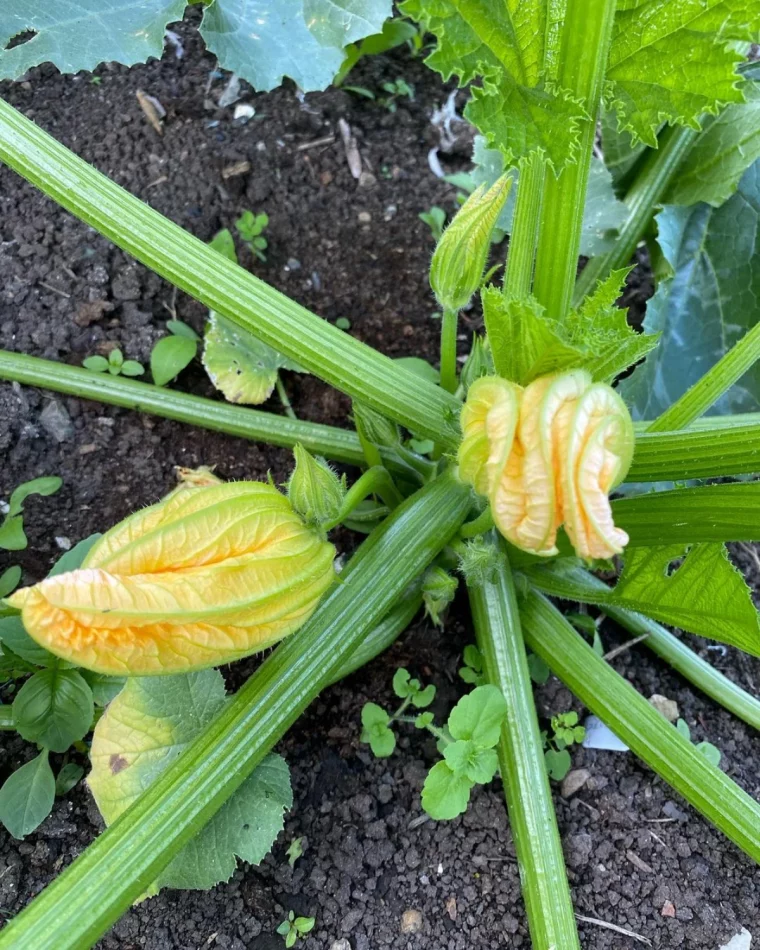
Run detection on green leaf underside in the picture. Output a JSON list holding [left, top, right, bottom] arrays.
[[421, 759, 474, 820], [202, 312, 301, 405], [0, 0, 187, 81], [200, 0, 390, 93], [0, 751, 55, 840], [13, 668, 94, 753], [664, 78, 760, 207], [485, 271, 658, 386], [600, 108, 648, 187], [606, 0, 757, 146], [471, 137, 629, 257], [525, 544, 760, 655], [619, 162, 760, 419], [400, 0, 585, 170], [88, 671, 292, 892]]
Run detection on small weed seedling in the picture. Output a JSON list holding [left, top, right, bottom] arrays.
[[676, 718, 722, 768], [235, 210, 269, 262], [83, 348, 144, 378], [286, 836, 304, 868], [380, 77, 414, 112], [419, 205, 446, 242], [276, 911, 315, 948], [0, 477, 61, 554], [543, 712, 586, 782], [150, 320, 200, 387], [361, 668, 507, 820]]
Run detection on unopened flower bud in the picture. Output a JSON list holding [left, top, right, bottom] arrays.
[[287, 443, 346, 530], [458, 371, 634, 560], [422, 566, 458, 627], [429, 175, 511, 312], [6, 482, 336, 675], [352, 401, 400, 448]]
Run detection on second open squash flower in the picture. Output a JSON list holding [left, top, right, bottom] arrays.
[[458, 371, 634, 560], [6, 482, 336, 675]]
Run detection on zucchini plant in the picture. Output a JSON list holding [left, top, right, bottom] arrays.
[[2, 1, 760, 948]]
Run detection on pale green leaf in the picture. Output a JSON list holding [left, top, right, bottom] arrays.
[[0, 751, 55, 840], [13, 668, 94, 752], [200, 0, 389, 93], [606, 0, 757, 146], [151, 334, 197, 387], [447, 684, 506, 748], [544, 747, 571, 781], [0, 566, 22, 599], [421, 760, 473, 820], [471, 138, 629, 257], [0, 517, 26, 552], [88, 671, 293, 891], [400, 0, 585, 170], [8, 476, 62, 518], [0, 0, 186, 81], [600, 107, 648, 187], [619, 164, 760, 419], [202, 313, 298, 405], [664, 78, 760, 207]]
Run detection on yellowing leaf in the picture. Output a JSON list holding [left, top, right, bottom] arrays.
[[8, 483, 336, 675], [89, 670, 292, 891]]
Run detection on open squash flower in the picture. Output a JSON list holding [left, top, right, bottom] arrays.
[[458, 371, 634, 559], [6, 482, 336, 675]]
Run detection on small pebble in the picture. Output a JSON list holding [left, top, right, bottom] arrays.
[[40, 399, 74, 443], [661, 900, 676, 918], [649, 693, 679, 722], [400, 909, 423, 934], [357, 211, 371, 224], [330, 941, 351, 950], [561, 768, 590, 798], [55, 537, 72, 551]]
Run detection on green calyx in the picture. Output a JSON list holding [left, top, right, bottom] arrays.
[[286, 444, 346, 531], [429, 175, 512, 312], [422, 566, 459, 627]]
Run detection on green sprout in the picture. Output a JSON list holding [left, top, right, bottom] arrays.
[[235, 210, 269, 262], [83, 348, 144, 378], [276, 911, 315, 948]]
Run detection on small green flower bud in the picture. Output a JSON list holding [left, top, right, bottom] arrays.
[[422, 566, 458, 628], [457, 537, 503, 588], [459, 334, 493, 393], [287, 443, 346, 530], [429, 175, 511, 312], [352, 401, 400, 448]]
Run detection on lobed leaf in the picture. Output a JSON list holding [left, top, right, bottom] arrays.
[[88, 670, 293, 891], [606, 0, 758, 146]]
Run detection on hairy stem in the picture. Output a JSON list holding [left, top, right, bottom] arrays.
[[324, 466, 404, 531], [469, 538, 580, 950], [532, 0, 617, 319], [504, 157, 544, 298], [573, 124, 699, 306], [0, 100, 460, 448], [0, 476, 471, 950], [440, 308, 459, 394]]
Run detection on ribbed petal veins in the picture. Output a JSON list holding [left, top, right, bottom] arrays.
[[458, 372, 634, 559], [7, 482, 336, 675]]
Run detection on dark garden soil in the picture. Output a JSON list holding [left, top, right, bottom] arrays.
[[1, 14, 759, 949]]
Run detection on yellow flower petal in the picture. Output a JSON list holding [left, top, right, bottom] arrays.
[[458, 376, 521, 496], [8, 482, 335, 675]]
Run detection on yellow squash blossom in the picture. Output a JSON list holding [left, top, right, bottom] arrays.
[[458, 372, 634, 559], [7, 482, 336, 675]]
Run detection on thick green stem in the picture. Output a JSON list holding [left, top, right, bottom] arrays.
[[324, 466, 403, 531], [532, 0, 617, 319], [573, 125, 699, 306], [4, 349, 760, 484], [530, 565, 760, 732], [0, 350, 426, 483], [504, 157, 545, 298], [440, 309, 459, 394], [0, 705, 14, 730], [648, 322, 760, 432], [520, 590, 760, 863], [469, 538, 580, 950], [0, 475, 471, 950], [0, 99, 460, 448], [459, 506, 495, 539]]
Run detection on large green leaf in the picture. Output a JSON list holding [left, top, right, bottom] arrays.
[[606, 0, 758, 146], [484, 270, 658, 385], [202, 312, 301, 405], [471, 137, 629, 256], [619, 162, 760, 420], [600, 107, 647, 188], [524, 545, 760, 655], [200, 0, 390, 93], [88, 670, 292, 892], [400, 0, 585, 170], [0, 0, 187, 81], [664, 76, 760, 207]]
